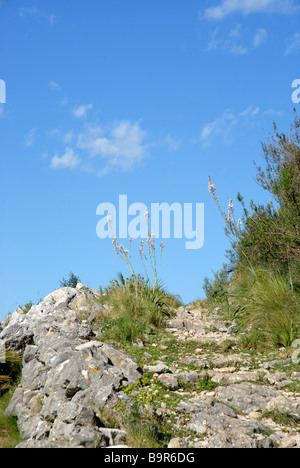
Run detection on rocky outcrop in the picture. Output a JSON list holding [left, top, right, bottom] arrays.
[[0, 285, 142, 448], [1, 287, 299, 449]]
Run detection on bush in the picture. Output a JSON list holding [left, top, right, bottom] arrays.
[[231, 268, 300, 348], [203, 263, 231, 302], [97, 275, 174, 344], [208, 115, 300, 350], [59, 272, 81, 288], [238, 115, 300, 276]]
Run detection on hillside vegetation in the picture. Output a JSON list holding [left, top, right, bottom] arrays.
[[205, 114, 300, 351]]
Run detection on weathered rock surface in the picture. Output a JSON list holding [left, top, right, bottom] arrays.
[[0, 285, 142, 448], [158, 305, 300, 448], [1, 291, 299, 449]]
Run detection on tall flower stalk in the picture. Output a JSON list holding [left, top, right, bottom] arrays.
[[208, 175, 251, 268], [107, 213, 137, 282], [107, 210, 165, 292]]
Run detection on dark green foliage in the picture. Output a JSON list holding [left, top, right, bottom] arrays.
[[207, 114, 300, 348], [59, 272, 81, 288], [203, 263, 231, 301], [237, 115, 300, 278]]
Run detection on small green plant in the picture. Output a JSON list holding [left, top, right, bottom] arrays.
[[261, 409, 300, 428], [0, 389, 22, 448], [0, 349, 22, 448], [97, 275, 174, 344], [107, 209, 165, 293], [19, 301, 34, 314], [59, 272, 81, 288], [238, 329, 269, 352]]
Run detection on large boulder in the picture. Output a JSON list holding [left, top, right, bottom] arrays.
[[0, 286, 142, 448]]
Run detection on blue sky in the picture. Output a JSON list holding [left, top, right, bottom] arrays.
[[1, 0, 300, 317]]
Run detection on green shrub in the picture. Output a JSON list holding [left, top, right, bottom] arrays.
[[231, 268, 300, 348], [59, 272, 81, 288], [98, 276, 173, 344], [0, 389, 22, 448]]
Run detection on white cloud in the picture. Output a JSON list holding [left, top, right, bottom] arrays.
[[46, 128, 60, 137], [253, 28, 268, 47], [285, 32, 300, 55], [19, 6, 56, 25], [77, 120, 149, 174], [263, 109, 284, 117], [228, 23, 242, 39], [19, 7, 40, 17], [51, 147, 80, 170], [63, 130, 75, 144], [164, 133, 182, 151], [239, 105, 260, 117], [72, 104, 93, 119], [202, 0, 299, 21], [48, 81, 61, 91], [206, 28, 248, 55], [196, 105, 262, 146], [198, 110, 238, 145], [25, 128, 37, 148]]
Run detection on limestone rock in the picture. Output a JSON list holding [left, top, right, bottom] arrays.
[[1, 286, 142, 448]]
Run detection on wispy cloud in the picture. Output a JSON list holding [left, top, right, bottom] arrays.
[[206, 25, 269, 55], [197, 110, 238, 145], [201, 0, 299, 21], [263, 109, 284, 117], [63, 130, 75, 144], [206, 26, 248, 55], [18, 6, 56, 26], [253, 28, 268, 48], [239, 105, 260, 118], [72, 104, 93, 119], [163, 133, 182, 151], [24, 128, 37, 148], [51, 147, 80, 170], [19, 6, 40, 17], [285, 32, 300, 55], [77, 120, 149, 175], [48, 81, 61, 91], [195, 105, 265, 146]]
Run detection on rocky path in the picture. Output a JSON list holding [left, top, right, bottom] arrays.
[[142, 305, 300, 448]]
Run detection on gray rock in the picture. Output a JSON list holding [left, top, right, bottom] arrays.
[[158, 374, 179, 390], [1, 286, 143, 448], [177, 396, 271, 448], [145, 361, 171, 374], [168, 437, 189, 448], [215, 382, 279, 414], [166, 320, 184, 329], [176, 372, 208, 385], [227, 325, 239, 334]]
